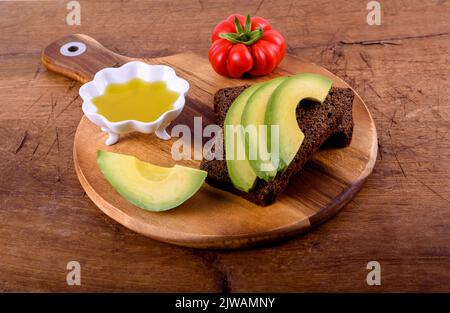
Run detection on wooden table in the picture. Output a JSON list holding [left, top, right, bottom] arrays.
[[1, 0, 449, 292]]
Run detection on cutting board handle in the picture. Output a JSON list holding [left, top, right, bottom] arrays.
[[41, 34, 131, 83]]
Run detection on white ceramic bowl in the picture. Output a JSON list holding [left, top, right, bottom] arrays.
[[79, 61, 189, 145]]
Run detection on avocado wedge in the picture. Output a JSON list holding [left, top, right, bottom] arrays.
[[265, 73, 333, 171], [224, 83, 265, 192], [97, 150, 207, 211]]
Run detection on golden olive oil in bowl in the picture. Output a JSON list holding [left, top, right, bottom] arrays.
[[92, 78, 179, 123], [80, 61, 189, 145]]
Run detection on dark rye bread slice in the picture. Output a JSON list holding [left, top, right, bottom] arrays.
[[200, 85, 355, 206]]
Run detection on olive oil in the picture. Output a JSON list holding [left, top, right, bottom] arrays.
[[92, 79, 179, 123]]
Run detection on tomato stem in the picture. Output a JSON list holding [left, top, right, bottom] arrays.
[[219, 14, 264, 45]]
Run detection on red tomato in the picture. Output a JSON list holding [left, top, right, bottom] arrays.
[[209, 14, 286, 78]]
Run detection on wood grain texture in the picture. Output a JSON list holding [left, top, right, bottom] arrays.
[[1, 0, 450, 291], [41, 34, 376, 249]]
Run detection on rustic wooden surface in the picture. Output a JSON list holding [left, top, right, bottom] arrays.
[[1, 0, 449, 292]]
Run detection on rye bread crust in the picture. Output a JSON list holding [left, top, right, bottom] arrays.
[[200, 85, 355, 206]]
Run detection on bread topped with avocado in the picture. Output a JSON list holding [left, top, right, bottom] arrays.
[[200, 74, 354, 206]]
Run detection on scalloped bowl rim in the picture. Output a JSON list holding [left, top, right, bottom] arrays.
[[79, 61, 190, 129]]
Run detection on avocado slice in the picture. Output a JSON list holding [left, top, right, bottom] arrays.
[[241, 77, 287, 182], [265, 73, 333, 171], [97, 150, 207, 211], [224, 83, 265, 192]]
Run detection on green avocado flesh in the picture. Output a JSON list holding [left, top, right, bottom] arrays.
[[224, 83, 265, 192], [97, 150, 207, 212], [265, 73, 333, 171], [241, 77, 287, 182]]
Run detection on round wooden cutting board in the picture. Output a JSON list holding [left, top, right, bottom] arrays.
[[42, 34, 377, 249]]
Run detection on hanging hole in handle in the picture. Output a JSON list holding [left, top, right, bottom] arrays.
[[60, 41, 87, 57], [68, 46, 79, 52]]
